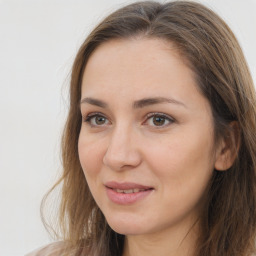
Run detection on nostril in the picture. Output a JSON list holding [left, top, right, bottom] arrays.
[[103, 143, 142, 171]]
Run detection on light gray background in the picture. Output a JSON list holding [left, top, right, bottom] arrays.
[[0, 0, 255, 255]]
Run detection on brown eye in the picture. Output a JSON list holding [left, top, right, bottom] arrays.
[[145, 113, 174, 127], [152, 116, 166, 126], [95, 116, 107, 125]]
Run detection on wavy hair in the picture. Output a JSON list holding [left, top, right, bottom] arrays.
[[42, 1, 256, 256]]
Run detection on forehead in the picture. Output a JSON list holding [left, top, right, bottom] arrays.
[[81, 38, 205, 109]]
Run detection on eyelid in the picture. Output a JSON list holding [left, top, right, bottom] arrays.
[[84, 112, 106, 119], [143, 112, 175, 127], [82, 111, 175, 128], [83, 112, 111, 127]]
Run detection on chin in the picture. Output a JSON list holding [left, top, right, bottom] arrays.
[[105, 214, 148, 235]]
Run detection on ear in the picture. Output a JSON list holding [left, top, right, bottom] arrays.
[[214, 121, 240, 171]]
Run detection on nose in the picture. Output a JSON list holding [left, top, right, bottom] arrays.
[[103, 125, 142, 171]]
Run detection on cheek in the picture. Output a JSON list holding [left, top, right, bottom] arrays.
[[78, 134, 108, 211], [78, 133, 106, 179], [144, 128, 215, 193], [144, 137, 214, 219]]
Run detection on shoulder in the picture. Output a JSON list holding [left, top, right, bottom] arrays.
[[25, 242, 67, 256]]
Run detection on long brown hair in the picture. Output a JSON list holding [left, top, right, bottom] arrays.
[[42, 1, 256, 255]]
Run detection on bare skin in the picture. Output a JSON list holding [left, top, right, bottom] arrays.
[[78, 38, 232, 256]]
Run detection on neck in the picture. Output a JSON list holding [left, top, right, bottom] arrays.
[[122, 221, 199, 256]]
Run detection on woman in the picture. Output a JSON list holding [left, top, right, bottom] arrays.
[[27, 1, 256, 256]]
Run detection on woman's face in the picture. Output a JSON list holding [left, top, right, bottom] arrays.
[[78, 38, 216, 237]]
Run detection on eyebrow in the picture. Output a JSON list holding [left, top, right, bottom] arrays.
[[80, 97, 108, 108], [80, 97, 186, 109], [133, 97, 186, 108]]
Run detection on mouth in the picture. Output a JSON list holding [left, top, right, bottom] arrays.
[[105, 181, 154, 204], [112, 188, 151, 194]]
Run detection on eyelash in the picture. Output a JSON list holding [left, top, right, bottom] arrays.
[[144, 112, 175, 128], [83, 112, 175, 128], [84, 112, 110, 127]]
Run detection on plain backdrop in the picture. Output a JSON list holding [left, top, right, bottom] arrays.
[[0, 0, 255, 255]]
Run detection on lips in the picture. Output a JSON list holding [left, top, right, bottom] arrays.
[[105, 181, 154, 204]]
